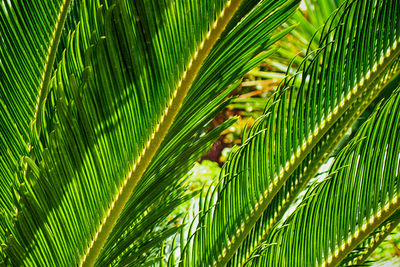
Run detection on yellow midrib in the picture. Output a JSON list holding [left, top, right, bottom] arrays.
[[23, 0, 72, 178], [350, 218, 400, 265], [79, 1, 244, 266], [33, 0, 72, 137], [221, 38, 400, 267], [323, 194, 400, 267]]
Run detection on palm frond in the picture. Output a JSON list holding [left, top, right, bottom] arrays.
[[180, 0, 400, 266], [1, 0, 299, 265], [340, 210, 400, 266], [256, 85, 400, 266], [0, 0, 71, 261]]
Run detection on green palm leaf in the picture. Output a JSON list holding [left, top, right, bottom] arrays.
[[339, 210, 400, 266], [1, 0, 300, 266], [179, 0, 400, 266], [4, 0, 399, 265], [0, 0, 71, 260], [256, 84, 400, 266]]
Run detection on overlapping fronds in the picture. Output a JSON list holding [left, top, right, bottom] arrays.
[[256, 85, 400, 266], [264, 0, 344, 78], [0, 0, 301, 266], [180, 0, 400, 266], [0, 0, 71, 260]]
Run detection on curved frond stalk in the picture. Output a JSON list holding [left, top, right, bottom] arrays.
[[236, 2, 400, 265], [0, 0, 72, 141], [177, 3, 302, 266], [342, 213, 400, 266], [2, 0, 299, 265], [230, 41, 400, 266], [80, 0, 244, 265], [33, 0, 72, 137], [0, 0, 73, 261], [234, 42, 400, 266], [326, 196, 400, 267], [183, 0, 400, 266], [257, 85, 400, 266]]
